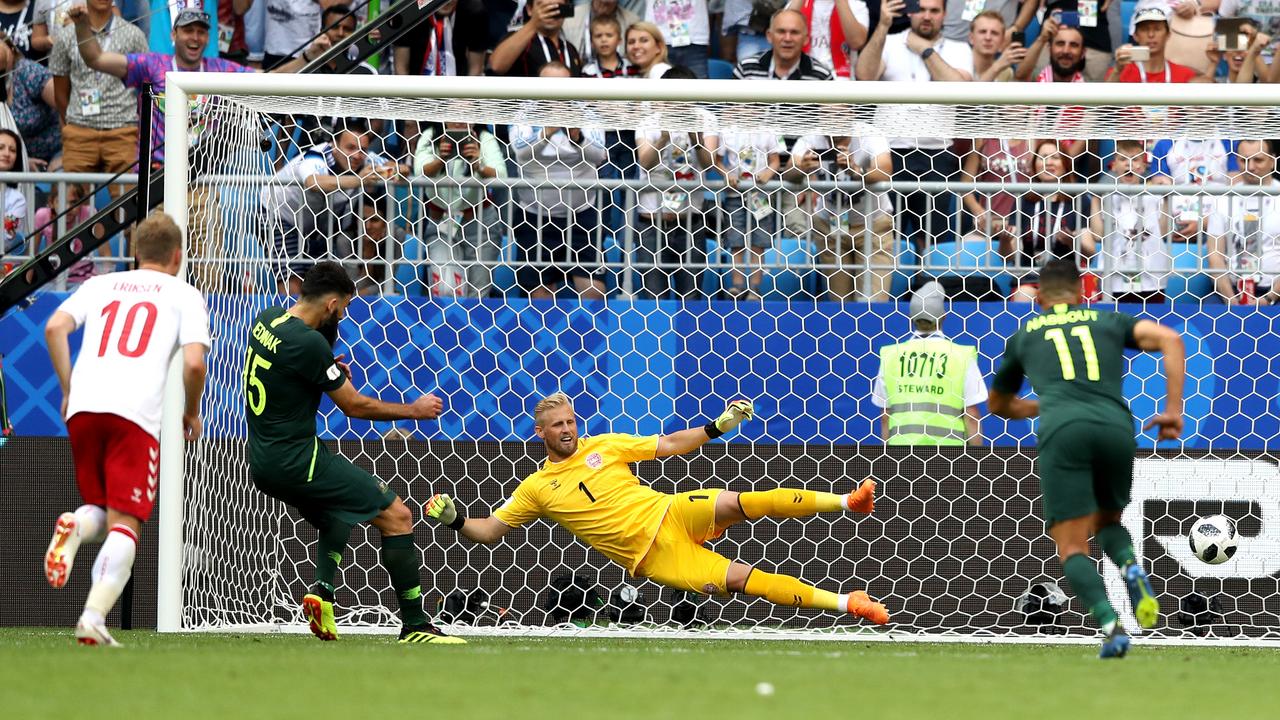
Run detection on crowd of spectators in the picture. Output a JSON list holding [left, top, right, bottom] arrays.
[[0, 0, 1277, 307]]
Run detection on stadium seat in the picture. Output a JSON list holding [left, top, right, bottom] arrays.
[[1166, 242, 1216, 303], [925, 238, 1013, 294], [708, 58, 736, 80], [395, 234, 426, 296], [491, 234, 517, 297], [601, 234, 622, 295], [758, 236, 819, 299], [702, 235, 732, 297], [925, 238, 1004, 274], [889, 239, 917, 298]]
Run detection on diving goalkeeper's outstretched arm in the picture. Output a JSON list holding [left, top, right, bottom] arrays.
[[428, 504, 510, 545], [655, 400, 753, 457]]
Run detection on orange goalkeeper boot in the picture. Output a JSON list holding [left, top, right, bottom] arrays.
[[846, 479, 876, 514], [847, 590, 890, 625]]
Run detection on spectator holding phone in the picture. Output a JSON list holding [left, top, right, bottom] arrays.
[[785, 128, 895, 300], [1203, 17, 1271, 83], [968, 9, 1024, 81], [1109, 5, 1201, 82], [1037, 0, 1116, 82], [1149, 135, 1234, 242], [413, 121, 507, 298], [488, 0, 584, 76], [1217, 0, 1280, 69], [1016, 13, 1086, 81]]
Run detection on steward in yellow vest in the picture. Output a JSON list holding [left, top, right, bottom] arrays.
[[872, 282, 987, 445]]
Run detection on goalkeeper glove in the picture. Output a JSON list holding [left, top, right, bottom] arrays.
[[706, 399, 754, 438], [427, 493, 465, 531]]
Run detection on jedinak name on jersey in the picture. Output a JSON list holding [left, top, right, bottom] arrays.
[[251, 322, 283, 353]]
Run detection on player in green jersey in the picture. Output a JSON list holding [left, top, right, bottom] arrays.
[[244, 261, 462, 645], [989, 259, 1185, 658]]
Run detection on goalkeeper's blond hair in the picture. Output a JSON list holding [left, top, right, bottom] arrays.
[[533, 392, 573, 424]]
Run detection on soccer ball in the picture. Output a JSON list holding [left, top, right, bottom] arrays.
[[1188, 515, 1240, 565]]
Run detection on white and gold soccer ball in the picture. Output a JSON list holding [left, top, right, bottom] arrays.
[[1189, 515, 1240, 565]]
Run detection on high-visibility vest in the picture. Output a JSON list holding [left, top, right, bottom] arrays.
[[878, 337, 975, 446]]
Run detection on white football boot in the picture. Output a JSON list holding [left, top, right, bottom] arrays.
[[75, 617, 121, 647]]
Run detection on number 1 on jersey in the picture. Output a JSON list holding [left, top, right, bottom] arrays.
[[1044, 326, 1100, 381], [578, 482, 597, 503]]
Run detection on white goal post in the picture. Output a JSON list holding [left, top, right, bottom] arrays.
[[157, 72, 1280, 643]]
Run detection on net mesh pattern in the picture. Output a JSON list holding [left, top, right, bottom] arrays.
[[215, 95, 1280, 142], [172, 81, 1280, 641]]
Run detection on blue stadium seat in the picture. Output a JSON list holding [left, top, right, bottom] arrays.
[[925, 238, 1002, 274], [492, 234, 518, 297], [708, 58, 736, 80], [704, 167, 725, 206], [601, 233, 622, 295], [758, 236, 819, 299], [395, 234, 426, 296], [925, 240, 960, 271], [889, 240, 916, 298], [702, 235, 732, 297], [926, 238, 1012, 291], [1166, 242, 1216, 303]]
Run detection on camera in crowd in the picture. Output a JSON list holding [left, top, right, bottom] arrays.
[[437, 128, 480, 174]]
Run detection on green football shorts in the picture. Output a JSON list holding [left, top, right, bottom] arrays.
[[252, 455, 397, 531], [1035, 421, 1137, 528]]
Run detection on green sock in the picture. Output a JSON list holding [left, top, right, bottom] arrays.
[[1063, 553, 1118, 631], [1096, 523, 1138, 570], [313, 523, 350, 601], [380, 533, 427, 626]]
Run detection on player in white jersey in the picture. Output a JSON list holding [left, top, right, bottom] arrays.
[[42, 212, 210, 646]]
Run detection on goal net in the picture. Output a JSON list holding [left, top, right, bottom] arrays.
[[161, 73, 1280, 643]]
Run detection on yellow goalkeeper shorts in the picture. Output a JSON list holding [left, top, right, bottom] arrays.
[[635, 489, 731, 596]]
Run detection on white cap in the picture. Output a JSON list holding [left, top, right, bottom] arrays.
[[1129, 2, 1169, 36], [909, 281, 947, 323]]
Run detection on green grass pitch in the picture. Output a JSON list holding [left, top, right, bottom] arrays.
[[3, 629, 1279, 719]]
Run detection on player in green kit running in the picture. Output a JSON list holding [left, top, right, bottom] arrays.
[[244, 261, 462, 645], [988, 259, 1186, 659]]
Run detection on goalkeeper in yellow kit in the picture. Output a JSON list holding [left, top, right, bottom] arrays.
[[426, 392, 889, 623]]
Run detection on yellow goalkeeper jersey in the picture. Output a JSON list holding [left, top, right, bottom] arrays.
[[493, 434, 670, 573]]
